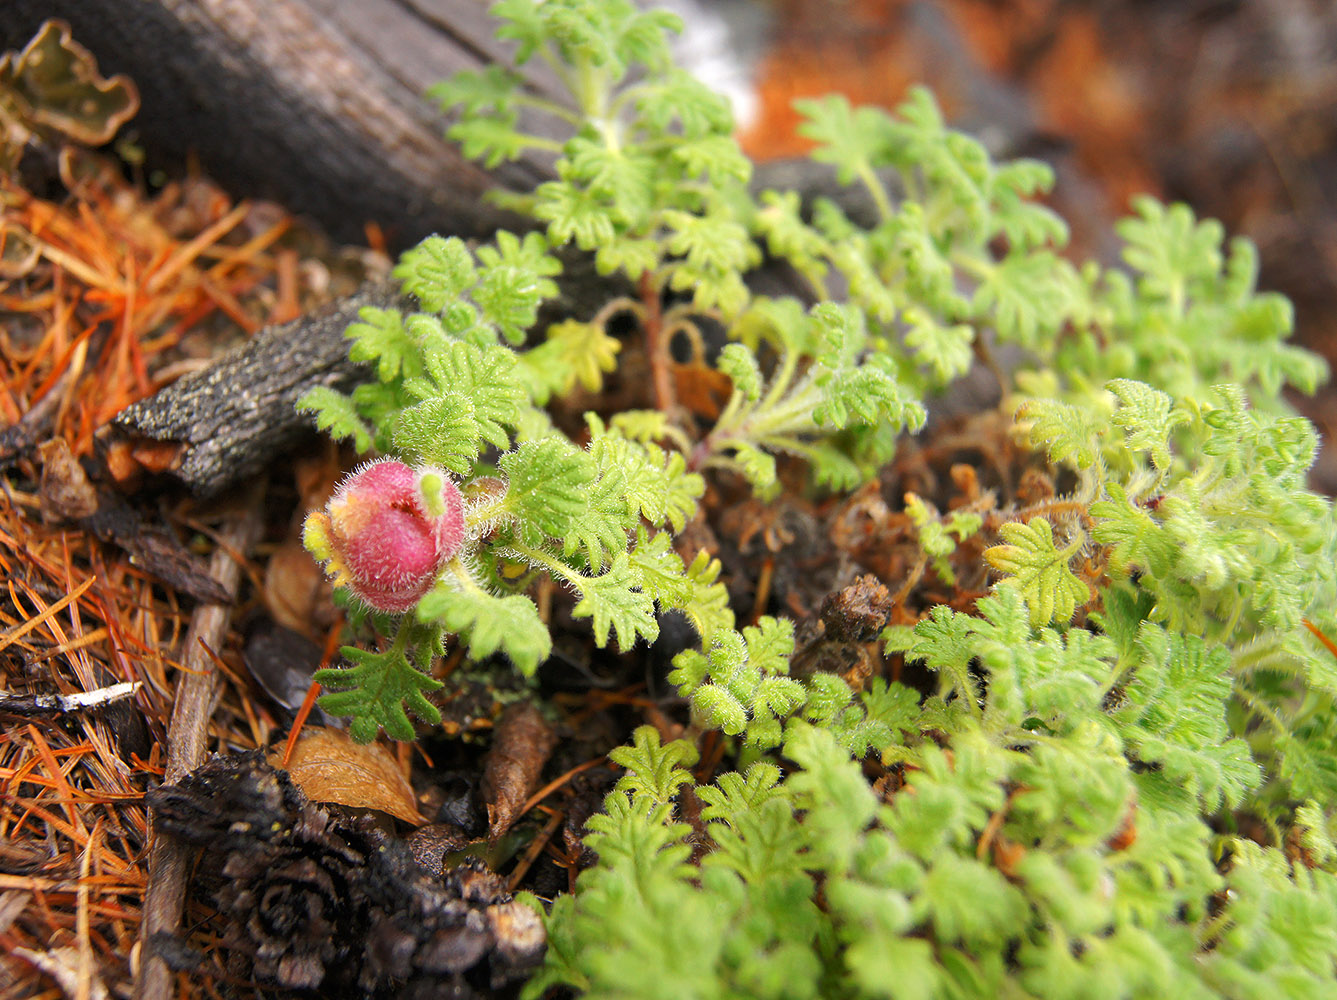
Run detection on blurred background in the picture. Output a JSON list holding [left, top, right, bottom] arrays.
[[682, 0, 1337, 486]]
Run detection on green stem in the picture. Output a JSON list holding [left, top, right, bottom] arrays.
[[512, 94, 583, 126], [692, 374, 823, 472], [757, 349, 803, 416], [390, 615, 414, 655], [513, 134, 566, 154], [712, 389, 751, 437], [1232, 685, 1290, 739], [444, 554, 487, 594], [538, 45, 580, 106], [1231, 636, 1292, 676], [855, 162, 894, 223]]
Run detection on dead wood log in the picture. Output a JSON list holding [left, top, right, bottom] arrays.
[[0, 0, 556, 247], [0, 0, 1020, 250]]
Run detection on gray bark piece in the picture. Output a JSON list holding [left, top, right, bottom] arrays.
[[111, 283, 400, 496]]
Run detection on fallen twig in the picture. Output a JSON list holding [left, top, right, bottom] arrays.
[[132, 485, 265, 1000], [0, 681, 140, 716]]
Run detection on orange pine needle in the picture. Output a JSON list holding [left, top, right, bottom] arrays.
[[1302, 619, 1337, 660], [282, 619, 345, 766], [0, 577, 95, 655]]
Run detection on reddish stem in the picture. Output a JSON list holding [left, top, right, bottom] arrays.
[[639, 272, 675, 414]]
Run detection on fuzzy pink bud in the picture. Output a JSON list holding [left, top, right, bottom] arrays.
[[304, 459, 465, 613]]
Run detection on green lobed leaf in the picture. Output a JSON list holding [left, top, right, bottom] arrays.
[[296, 386, 372, 453], [428, 64, 523, 116], [499, 437, 595, 541], [421, 339, 527, 448], [608, 724, 699, 805], [315, 645, 443, 743], [1107, 378, 1189, 470], [344, 306, 422, 381], [392, 392, 481, 474], [716, 343, 762, 402], [416, 585, 552, 675], [984, 518, 1089, 627], [570, 550, 659, 650], [393, 235, 478, 313]]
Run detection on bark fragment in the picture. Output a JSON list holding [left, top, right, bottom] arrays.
[[107, 282, 401, 496]]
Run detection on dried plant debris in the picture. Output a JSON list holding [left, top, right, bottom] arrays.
[[818, 573, 895, 643], [0, 20, 139, 174], [242, 614, 335, 721], [35, 436, 98, 522], [78, 498, 232, 605], [481, 702, 557, 841], [270, 726, 425, 826], [148, 751, 545, 997]]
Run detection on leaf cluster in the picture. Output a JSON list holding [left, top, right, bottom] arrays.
[[298, 232, 732, 731], [296, 6, 1337, 997], [540, 577, 1337, 1000]]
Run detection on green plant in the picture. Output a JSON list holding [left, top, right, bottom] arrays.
[[296, 1, 1337, 995]]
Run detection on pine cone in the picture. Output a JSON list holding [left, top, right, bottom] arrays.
[[149, 751, 545, 996]]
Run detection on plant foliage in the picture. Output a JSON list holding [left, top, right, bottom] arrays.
[[295, 1, 1337, 995]]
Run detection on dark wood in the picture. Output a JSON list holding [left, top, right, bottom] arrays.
[[0, 1, 949, 250], [110, 282, 402, 496], [107, 243, 627, 498], [0, 0, 558, 247]]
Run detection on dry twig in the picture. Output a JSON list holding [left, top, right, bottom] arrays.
[[132, 486, 265, 1000]]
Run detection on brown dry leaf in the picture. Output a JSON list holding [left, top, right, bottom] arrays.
[[37, 437, 98, 522], [268, 727, 425, 825], [673, 362, 733, 421], [263, 539, 329, 634], [0, 221, 40, 277], [0, 20, 140, 146], [482, 702, 556, 840]]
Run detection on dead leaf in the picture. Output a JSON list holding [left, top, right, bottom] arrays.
[[819, 573, 895, 643], [673, 361, 733, 421], [38, 437, 98, 522], [0, 20, 140, 147], [481, 702, 556, 840], [263, 540, 329, 634], [0, 222, 41, 278], [269, 727, 425, 825], [241, 615, 330, 720]]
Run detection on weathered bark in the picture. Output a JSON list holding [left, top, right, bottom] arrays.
[[107, 246, 624, 497], [0, 0, 557, 247], [109, 282, 401, 496], [0, 0, 941, 250]]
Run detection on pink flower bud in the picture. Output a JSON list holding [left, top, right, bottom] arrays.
[[303, 459, 465, 613]]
